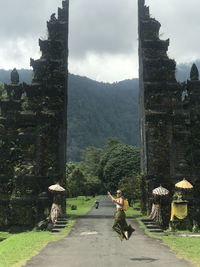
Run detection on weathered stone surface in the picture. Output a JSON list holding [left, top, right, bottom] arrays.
[[0, 0, 69, 229], [138, 0, 200, 228]]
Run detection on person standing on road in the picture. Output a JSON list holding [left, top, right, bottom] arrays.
[[107, 190, 135, 241]]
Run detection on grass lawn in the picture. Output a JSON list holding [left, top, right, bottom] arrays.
[[162, 236, 200, 267], [0, 195, 98, 267], [138, 217, 200, 267], [66, 195, 101, 216], [125, 200, 142, 217], [0, 218, 75, 267], [0, 232, 11, 241]]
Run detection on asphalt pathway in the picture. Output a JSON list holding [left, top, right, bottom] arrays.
[[24, 196, 193, 267]]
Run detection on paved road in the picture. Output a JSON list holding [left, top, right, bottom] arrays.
[[24, 196, 193, 267]]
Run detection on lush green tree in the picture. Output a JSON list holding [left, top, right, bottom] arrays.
[[66, 161, 76, 176], [83, 178, 103, 196], [66, 154, 104, 197], [118, 174, 142, 204], [66, 166, 86, 197], [80, 146, 103, 177], [104, 137, 121, 152], [80, 146, 104, 195], [66, 139, 140, 197], [98, 141, 140, 192]]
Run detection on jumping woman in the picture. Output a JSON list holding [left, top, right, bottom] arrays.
[[107, 190, 135, 241]]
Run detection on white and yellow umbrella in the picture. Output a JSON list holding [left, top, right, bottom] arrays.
[[175, 178, 193, 189], [152, 185, 169, 196], [48, 183, 66, 194]]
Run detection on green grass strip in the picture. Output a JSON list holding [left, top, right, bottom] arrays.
[[125, 200, 142, 217], [137, 217, 200, 266], [0, 195, 99, 267], [66, 195, 101, 216], [162, 236, 200, 267], [0, 217, 75, 267]]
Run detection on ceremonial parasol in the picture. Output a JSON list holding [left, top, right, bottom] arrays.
[[152, 185, 169, 196], [48, 183, 66, 194], [175, 178, 193, 189]]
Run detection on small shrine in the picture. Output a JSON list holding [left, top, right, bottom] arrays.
[[170, 179, 194, 231]]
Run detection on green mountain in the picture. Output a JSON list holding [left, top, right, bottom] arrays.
[[0, 69, 139, 161], [1, 59, 195, 161], [68, 74, 139, 161]]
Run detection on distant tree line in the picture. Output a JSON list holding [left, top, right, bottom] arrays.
[[66, 137, 141, 204]]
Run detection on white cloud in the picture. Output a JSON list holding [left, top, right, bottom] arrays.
[[0, 0, 200, 82], [0, 38, 40, 70], [145, 0, 200, 65], [69, 0, 137, 58], [70, 51, 138, 83]]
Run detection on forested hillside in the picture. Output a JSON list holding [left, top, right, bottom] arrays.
[[0, 60, 196, 161], [68, 74, 139, 161], [0, 69, 139, 161]]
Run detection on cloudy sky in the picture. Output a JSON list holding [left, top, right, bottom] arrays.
[[0, 0, 200, 83]]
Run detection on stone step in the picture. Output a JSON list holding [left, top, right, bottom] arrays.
[[53, 224, 66, 229], [141, 219, 153, 223], [56, 220, 67, 225], [51, 217, 68, 233], [57, 217, 67, 221], [143, 221, 155, 225], [148, 228, 163, 233], [141, 219, 164, 233], [146, 224, 161, 229]]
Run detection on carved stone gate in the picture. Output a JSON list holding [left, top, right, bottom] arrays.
[[0, 0, 69, 229], [138, 0, 200, 219]]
